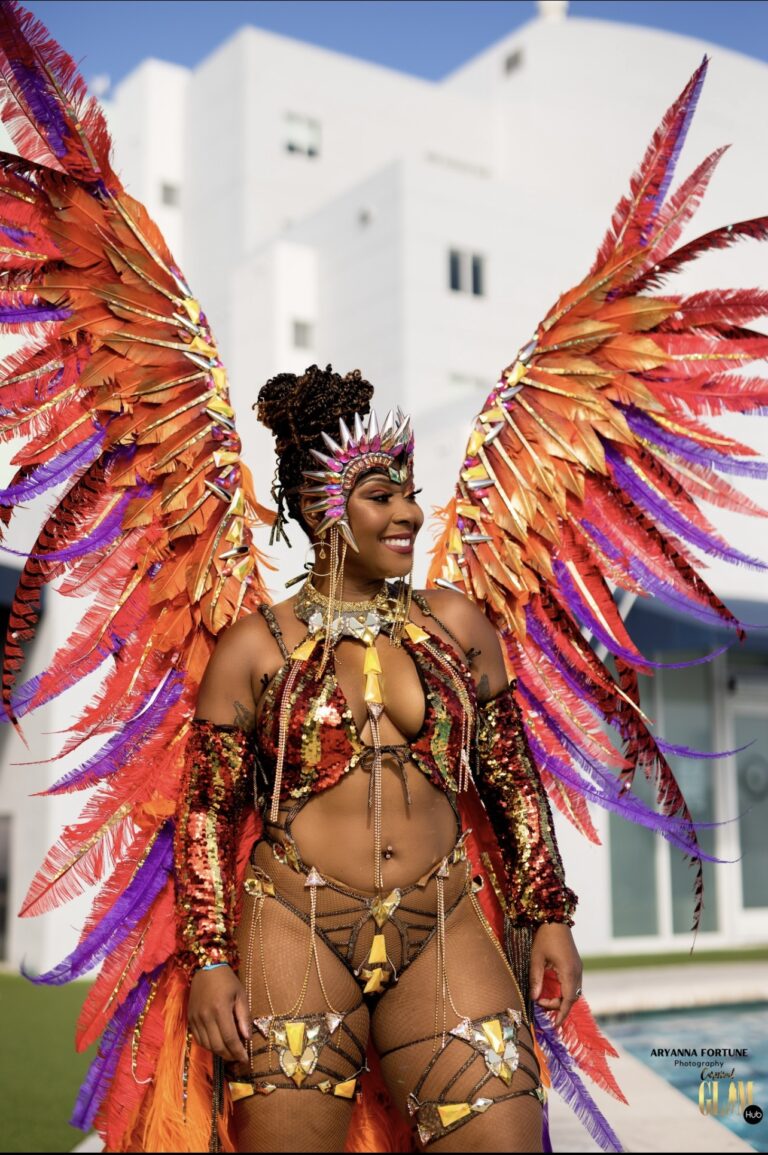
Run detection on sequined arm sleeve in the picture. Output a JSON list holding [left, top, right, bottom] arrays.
[[475, 684, 578, 928], [174, 718, 254, 977]]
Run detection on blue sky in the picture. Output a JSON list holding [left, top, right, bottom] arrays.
[[21, 1, 768, 94]]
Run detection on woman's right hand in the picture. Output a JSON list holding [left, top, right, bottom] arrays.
[[188, 965, 252, 1063]]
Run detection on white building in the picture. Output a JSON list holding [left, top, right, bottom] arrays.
[[2, 3, 767, 972]]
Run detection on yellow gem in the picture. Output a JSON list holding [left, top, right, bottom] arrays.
[[504, 360, 526, 387], [292, 636, 318, 661], [211, 365, 227, 391], [482, 1019, 504, 1055], [367, 934, 388, 965], [291, 1067, 307, 1087], [461, 463, 489, 483], [182, 297, 201, 323], [479, 406, 504, 424], [466, 429, 485, 457], [404, 623, 430, 645], [362, 967, 388, 995], [364, 671, 383, 704], [232, 556, 254, 582], [228, 1082, 255, 1102], [363, 645, 382, 674], [333, 1078, 357, 1099], [206, 394, 233, 417], [188, 334, 217, 356], [499, 1062, 513, 1085], [437, 1103, 472, 1128], [317, 1080, 332, 1094], [227, 488, 245, 518], [448, 528, 463, 555], [445, 555, 463, 582], [370, 890, 401, 928], [285, 1021, 305, 1057]]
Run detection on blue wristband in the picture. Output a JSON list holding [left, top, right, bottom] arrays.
[[201, 962, 229, 971]]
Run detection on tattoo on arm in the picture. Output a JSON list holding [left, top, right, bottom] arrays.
[[234, 699, 256, 733], [476, 673, 491, 704]]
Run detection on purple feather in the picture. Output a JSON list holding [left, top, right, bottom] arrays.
[[604, 444, 768, 570], [0, 426, 104, 505], [624, 407, 768, 479], [655, 737, 754, 760], [46, 671, 184, 792], [552, 560, 726, 670], [541, 1100, 553, 1154], [13, 63, 71, 159], [0, 222, 33, 242], [579, 517, 744, 631], [0, 303, 71, 324], [23, 825, 173, 984], [9, 642, 113, 720], [70, 968, 160, 1131], [524, 607, 603, 706], [533, 1006, 624, 1153], [519, 691, 723, 857], [0, 491, 132, 562]]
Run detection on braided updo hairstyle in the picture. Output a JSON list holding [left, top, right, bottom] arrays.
[[255, 363, 374, 536]]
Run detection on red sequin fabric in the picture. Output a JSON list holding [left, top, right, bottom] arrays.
[[255, 627, 476, 797], [476, 686, 578, 927], [174, 720, 254, 977]]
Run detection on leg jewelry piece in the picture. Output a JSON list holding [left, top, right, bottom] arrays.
[[403, 1009, 544, 1146], [229, 1010, 367, 1101]]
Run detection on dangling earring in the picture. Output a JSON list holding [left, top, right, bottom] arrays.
[[319, 525, 347, 672], [284, 538, 331, 588], [317, 532, 327, 560], [391, 565, 413, 646]]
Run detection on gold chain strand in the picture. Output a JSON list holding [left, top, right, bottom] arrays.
[[245, 887, 260, 1072], [269, 660, 302, 823], [469, 891, 528, 1025], [366, 701, 385, 892], [309, 884, 344, 1016]]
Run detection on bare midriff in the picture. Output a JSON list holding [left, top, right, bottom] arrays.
[[268, 756, 460, 892]]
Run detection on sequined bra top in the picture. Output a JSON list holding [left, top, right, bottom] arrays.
[[254, 604, 477, 803]]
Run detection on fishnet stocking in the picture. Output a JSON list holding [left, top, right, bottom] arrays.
[[230, 843, 541, 1152], [372, 897, 543, 1152], [230, 846, 370, 1152]]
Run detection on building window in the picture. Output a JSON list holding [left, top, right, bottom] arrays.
[[0, 815, 9, 961], [285, 113, 321, 158], [160, 182, 180, 207], [292, 320, 313, 349], [448, 249, 485, 297]]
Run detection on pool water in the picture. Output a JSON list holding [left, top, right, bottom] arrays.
[[598, 1002, 768, 1152]]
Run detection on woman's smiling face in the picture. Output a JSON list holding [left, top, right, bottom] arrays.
[[343, 469, 424, 579]]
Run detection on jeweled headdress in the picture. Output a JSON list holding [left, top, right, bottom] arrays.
[[300, 408, 414, 552]]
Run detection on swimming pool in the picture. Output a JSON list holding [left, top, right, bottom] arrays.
[[598, 1002, 767, 1152]]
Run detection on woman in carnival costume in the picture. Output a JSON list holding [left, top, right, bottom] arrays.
[[1, 2, 767, 1152]]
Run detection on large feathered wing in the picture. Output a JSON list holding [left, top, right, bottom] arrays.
[[0, 1, 274, 1146], [429, 56, 768, 1144]]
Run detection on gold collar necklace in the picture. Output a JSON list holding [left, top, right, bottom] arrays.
[[294, 578, 398, 645]]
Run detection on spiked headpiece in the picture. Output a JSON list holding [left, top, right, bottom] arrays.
[[301, 408, 414, 551]]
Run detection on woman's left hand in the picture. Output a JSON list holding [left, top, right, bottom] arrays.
[[529, 922, 583, 1027]]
